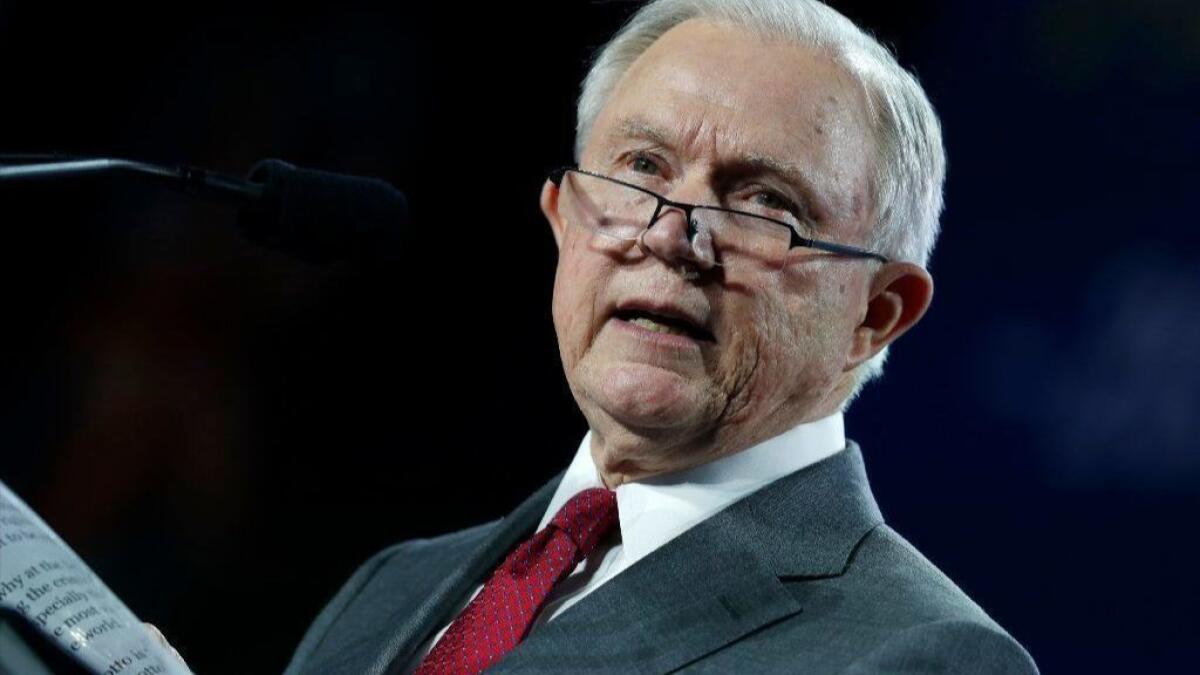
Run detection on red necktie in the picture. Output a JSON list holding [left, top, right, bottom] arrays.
[[414, 487, 619, 675]]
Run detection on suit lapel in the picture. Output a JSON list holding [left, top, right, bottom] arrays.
[[490, 442, 882, 674], [372, 472, 564, 675], [488, 512, 802, 674]]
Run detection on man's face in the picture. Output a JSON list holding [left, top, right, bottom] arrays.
[[544, 20, 881, 471]]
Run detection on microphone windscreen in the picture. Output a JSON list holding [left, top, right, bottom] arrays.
[[238, 159, 408, 263]]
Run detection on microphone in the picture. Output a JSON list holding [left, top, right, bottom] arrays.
[[0, 155, 409, 263], [238, 159, 407, 263]]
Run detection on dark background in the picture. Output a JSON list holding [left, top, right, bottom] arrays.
[[2, 1, 1197, 672]]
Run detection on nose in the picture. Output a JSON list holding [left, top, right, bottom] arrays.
[[637, 205, 718, 270]]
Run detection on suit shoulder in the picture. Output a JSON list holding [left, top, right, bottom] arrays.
[[740, 525, 1038, 673], [283, 519, 503, 675], [378, 519, 504, 563], [327, 517, 504, 593], [841, 617, 1039, 674], [835, 524, 1037, 670], [333, 517, 505, 605], [846, 524, 999, 624]]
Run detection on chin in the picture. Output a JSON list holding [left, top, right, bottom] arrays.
[[588, 362, 710, 431]]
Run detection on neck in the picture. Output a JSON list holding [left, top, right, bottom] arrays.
[[583, 369, 856, 487], [588, 404, 844, 488]]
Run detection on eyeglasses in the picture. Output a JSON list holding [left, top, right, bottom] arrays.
[[548, 167, 889, 267]]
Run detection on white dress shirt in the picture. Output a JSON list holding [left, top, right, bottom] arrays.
[[405, 412, 846, 671]]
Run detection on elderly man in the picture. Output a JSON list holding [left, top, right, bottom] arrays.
[[285, 1, 1037, 673]]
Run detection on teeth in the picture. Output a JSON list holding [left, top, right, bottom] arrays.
[[629, 317, 687, 336]]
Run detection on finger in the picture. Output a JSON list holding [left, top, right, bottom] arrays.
[[143, 622, 187, 664]]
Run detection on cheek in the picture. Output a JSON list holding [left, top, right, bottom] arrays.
[[719, 266, 848, 395], [552, 241, 607, 364]]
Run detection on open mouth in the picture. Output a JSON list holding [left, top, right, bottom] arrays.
[[612, 308, 715, 342]]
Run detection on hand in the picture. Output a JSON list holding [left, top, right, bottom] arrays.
[[143, 622, 190, 671]]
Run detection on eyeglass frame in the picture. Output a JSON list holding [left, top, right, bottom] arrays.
[[548, 167, 889, 264]]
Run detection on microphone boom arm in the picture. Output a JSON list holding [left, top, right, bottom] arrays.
[[0, 154, 406, 262], [0, 156, 264, 202]]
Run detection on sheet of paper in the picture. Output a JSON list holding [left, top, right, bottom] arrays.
[[0, 480, 192, 675]]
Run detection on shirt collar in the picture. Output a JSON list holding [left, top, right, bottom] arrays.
[[537, 413, 846, 568]]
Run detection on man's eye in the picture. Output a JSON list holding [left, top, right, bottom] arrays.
[[751, 190, 796, 213], [630, 154, 660, 175]]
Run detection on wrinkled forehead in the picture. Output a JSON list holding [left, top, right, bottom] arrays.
[[584, 19, 876, 225]]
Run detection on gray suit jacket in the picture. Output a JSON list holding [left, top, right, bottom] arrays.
[[284, 443, 1038, 674]]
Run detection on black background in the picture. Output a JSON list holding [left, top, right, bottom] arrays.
[[2, 1, 1197, 672]]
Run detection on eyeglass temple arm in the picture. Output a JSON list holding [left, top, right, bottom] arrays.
[[791, 231, 889, 263]]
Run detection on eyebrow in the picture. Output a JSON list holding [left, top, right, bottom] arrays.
[[610, 117, 673, 147]]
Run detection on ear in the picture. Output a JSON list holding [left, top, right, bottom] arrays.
[[540, 179, 566, 249], [846, 262, 934, 370]]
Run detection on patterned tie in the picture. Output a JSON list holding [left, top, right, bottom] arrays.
[[413, 487, 619, 675]]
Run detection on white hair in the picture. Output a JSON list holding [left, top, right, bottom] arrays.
[[574, 0, 946, 407]]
